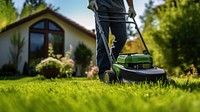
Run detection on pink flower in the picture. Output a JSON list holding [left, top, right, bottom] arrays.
[[92, 66, 99, 72], [87, 66, 99, 78], [87, 70, 93, 77], [67, 59, 74, 64]]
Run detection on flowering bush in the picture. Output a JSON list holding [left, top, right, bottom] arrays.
[[36, 57, 62, 71], [60, 57, 74, 78], [179, 64, 199, 78], [35, 57, 62, 72], [58, 47, 74, 78], [36, 44, 74, 78], [87, 66, 99, 79], [35, 57, 62, 78]]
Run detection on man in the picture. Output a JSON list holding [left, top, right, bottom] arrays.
[[88, 0, 136, 81]]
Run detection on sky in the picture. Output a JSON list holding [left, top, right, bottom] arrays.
[[12, 0, 164, 30]]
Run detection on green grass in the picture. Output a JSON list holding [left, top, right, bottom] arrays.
[[0, 76, 200, 112]]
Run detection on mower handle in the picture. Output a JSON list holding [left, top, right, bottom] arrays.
[[94, 9, 150, 55], [95, 10, 134, 23], [95, 10, 150, 54], [96, 10, 129, 15], [130, 17, 150, 55]]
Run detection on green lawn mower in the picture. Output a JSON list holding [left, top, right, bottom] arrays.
[[94, 10, 168, 84]]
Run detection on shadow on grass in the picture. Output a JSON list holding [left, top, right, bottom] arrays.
[[172, 79, 200, 92], [0, 76, 27, 80], [0, 75, 89, 81]]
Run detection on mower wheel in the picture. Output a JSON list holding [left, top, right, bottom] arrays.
[[103, 70, 116, 84]]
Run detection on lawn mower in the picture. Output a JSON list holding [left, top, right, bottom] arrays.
[[94, 10, 168, 84]]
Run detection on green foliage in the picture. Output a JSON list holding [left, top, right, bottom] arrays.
[[36, 45, 74, 78], [0, 0, 17, 30], [35, 57, 62, 72], [20, 0, 59, 18], [183, 64, 199, 78], [122, 0, 154, 54], [142, 0, 200, 75], [0, 72, 14, 76], [48, 44, 56, 58], [74, 42, 93, 76], [86, 61, 99, 79], [20, 1, 46, 18], [122, 38, 145, 54], [59, 50, 74, 78], [20, 4, 34, 19], [10, 32, 25, 70], [0, 77, 200, 112], [140, 0, 155, 32], [0, 64, 17, 76]]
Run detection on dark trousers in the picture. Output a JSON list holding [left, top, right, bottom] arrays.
[[95, 7, 127, 80]]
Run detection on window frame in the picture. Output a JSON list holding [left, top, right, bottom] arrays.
[[29, 19, 64, 66]]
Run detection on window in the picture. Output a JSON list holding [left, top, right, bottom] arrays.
[[29, 33, 45, 67], [48, 33, 64, 54], [48, 21, 61, 31], [29, 19, 64, 66], [32, 21, 45, 29]]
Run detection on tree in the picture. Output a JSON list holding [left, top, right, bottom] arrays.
[[0, 0, 17, 30], [20, 0, 59, 18], [122, 37, 146, 54], [139, 0, 161, 64], [140, 0, 155, 32], [122, 2, 155, 54], [142, 0, 200, 75]]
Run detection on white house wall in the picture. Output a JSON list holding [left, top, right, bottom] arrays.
[[0, 13, 96, 73], [44, 14, 96, 63], [0, 22, 29, 73]]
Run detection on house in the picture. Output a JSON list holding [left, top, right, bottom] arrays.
[[0, 8, 96, 73]]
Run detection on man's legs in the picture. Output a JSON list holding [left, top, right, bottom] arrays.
[[110, 14, 127, 60], [96, 7, 110, 80]]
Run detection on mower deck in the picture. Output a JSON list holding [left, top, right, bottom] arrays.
[[114, 64, 166, 82]]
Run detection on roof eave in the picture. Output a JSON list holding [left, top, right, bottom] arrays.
[[0, 8, 96, 39]]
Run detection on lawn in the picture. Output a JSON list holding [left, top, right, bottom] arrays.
[[0, 76, 200, 112]]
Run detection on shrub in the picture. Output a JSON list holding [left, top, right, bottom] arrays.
[[1, 64, 17, 75], [186, 64, 199, 78], [59, 50, 74, 78], [36, 44, 62, 78], [143, 0, 200, 74], [0, 72, 14, 76], [35, 57, 63, 78], [74, 42, 93, 76], [36, 57, 62, 71], [87, 65, 99, 79], [22, 62, 29, 76], [36, 44, 74, 78]]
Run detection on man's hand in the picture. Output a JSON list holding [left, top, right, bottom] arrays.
[[128, 7, 136, 18], [88, 0, 98, 11]]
